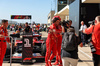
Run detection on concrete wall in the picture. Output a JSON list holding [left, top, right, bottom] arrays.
[[69, 0, 100, 37], [60, 15, 66, 21], [69, 0, 81, 35]]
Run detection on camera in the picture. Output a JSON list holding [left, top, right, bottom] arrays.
[[88, 20, 95, 25], [89, 42, 96, 53], [88, 37, 96, 53], [61, 20, 69, 27], [88, 20, 96, 53]]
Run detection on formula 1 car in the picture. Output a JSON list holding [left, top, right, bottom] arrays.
[[5, 32, 46, 61]]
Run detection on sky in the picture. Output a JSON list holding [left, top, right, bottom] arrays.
[[0, 0, 56, 24]]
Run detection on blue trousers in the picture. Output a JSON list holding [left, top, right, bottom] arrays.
[[81, 33, 86, 46]]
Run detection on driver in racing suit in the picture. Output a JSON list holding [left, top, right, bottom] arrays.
[[45, 16, 62, 66], [52, 24, 62, 66]]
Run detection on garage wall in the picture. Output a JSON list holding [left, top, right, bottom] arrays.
[[69, 0, 81, 35], [81, 3, 100, 27]]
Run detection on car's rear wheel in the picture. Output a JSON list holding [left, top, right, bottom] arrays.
[[41, 44, 46, 56], [5, 42, 15, 58]]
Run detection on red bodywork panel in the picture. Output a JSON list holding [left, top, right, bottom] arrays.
[[12, 56, 45, 59], [15, 40, 44, 45], [15, 34, 44, 46]]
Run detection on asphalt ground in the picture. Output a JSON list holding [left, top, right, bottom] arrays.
[[2, 31, 93, 66]]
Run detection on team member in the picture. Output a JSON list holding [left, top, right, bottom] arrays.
[[0, 20, 11, 66], [52, 16, 62, 66], [83, 16, 100, 66], [45, 16, 62, 66], [23, 22, 31, 33]]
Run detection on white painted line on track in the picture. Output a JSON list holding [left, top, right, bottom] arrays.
[[79, 49, 92, 59]]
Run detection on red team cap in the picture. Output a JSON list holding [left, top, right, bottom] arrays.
[[52, 16, 61, 21]]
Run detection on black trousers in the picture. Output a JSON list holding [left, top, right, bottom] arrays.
[[93, 54, 100, 66]]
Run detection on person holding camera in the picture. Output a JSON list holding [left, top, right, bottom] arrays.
[[62, 28, 81, 66], [83, 16, 100, 66], [79, 21, 87, 46], [61, 20, 81, 66]]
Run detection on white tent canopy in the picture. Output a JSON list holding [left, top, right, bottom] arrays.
[[55, 5, 69, 16]]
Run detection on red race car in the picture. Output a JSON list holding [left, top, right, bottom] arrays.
[[5, 32, 46, 61]]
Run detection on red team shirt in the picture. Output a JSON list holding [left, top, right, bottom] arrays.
[[0, 26, 10, 42], [0, 26, 10, 58], [85, 23, 100, 55], [49, 24, 62, 37]]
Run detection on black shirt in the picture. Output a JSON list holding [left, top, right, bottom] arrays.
[[25, 26, 30, 33], [18, 28, 21, 32]]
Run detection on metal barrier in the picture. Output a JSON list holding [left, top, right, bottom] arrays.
[[4, 36, 13, 66]]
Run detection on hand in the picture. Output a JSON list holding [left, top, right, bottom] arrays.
[[80, 43, 83, 47], [81, 30, 83, 32], [0, 34, 4, 38], [90, 24, 93, 27], [14, 43, 17, 47], [9, 43, 11, 46], [23, 29, 25, 31], [75, 33, 78, 36], [49, 29, 53, 33]]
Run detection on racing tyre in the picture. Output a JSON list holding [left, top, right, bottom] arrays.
[[5, 42, 15, 58], [41, 44, 46, 56]]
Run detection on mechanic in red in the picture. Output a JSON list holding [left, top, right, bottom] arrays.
[[83, 16, 100, 66], [0, 20, 11, 66], [36, 24, 39, 30], [45, 16, 62, 66], [52, 16, 62, 66]]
